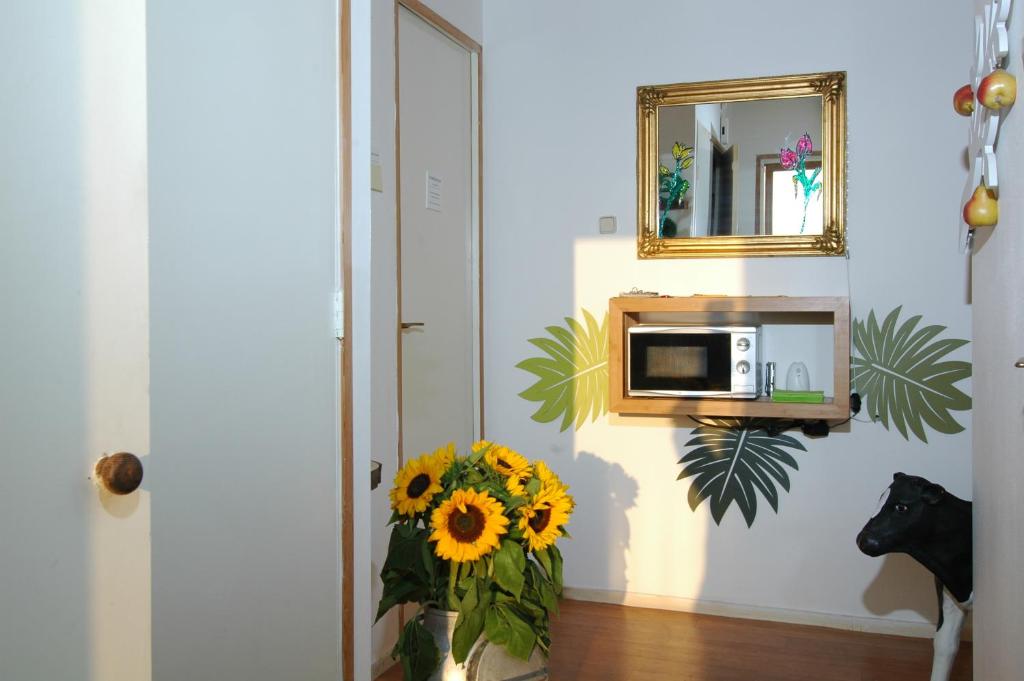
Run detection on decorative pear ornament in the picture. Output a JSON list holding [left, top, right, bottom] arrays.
[[963, 184, 999, 227]]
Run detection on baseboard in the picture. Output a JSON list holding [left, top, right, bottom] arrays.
[[563, 587, 973, 641]]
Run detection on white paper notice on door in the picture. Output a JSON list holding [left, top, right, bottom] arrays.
[[426, 172, 442, 212]]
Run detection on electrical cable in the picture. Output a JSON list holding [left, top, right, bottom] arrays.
[[844, 237, 874, 424], [690, 253, 868, 436]]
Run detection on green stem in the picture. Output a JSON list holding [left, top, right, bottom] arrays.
[[447, 560, 459, 611]]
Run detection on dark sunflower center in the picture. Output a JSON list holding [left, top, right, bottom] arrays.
[[528, 508, 552, 533], [448, 505, 485, 543], [406, 473, 432, 499], [497, 458, 511, 471]]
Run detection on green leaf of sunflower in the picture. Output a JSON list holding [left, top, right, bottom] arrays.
[[493, 540, 527, 601], [525, 477, 542, 496], [533, 548, 554, 582], [451, 579, 490, 664], [851, 306, 972, 443], [677, 418, 805, 528], [516, 309, 609, 432], [375, 578, 428, 623], [529, 563, 559, 615], [381, 523, 431, 583], [484, 605, 536, 660], [394, 617, 440, 681], [549, 545, 564, 595]]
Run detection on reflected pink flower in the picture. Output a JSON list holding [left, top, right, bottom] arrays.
[[796, 133, 813, 156], [780, 148, 798, 169]]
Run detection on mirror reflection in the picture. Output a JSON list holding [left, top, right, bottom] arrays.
[[656, 96, 823, 238]]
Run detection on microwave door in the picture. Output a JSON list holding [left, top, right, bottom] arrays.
[[629, 331, 732, 395], [629, 388, 734, 398]]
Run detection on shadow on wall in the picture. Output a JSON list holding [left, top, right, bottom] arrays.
[[562, 450, 638, 594], [862, 554, 944, 623]]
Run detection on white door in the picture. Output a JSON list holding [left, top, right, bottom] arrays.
[[691, 121, 714, 237], [2, 3, 345, 680], [0, 3, 152, 679], [398, 6, 481, 458]]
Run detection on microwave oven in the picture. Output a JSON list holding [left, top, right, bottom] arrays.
[[627, 325, 762, 398]]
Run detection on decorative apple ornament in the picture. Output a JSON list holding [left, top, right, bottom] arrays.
[[977, 69, 1017, 110], [953, 84, 975, 116], [963, 184, 999, 227]]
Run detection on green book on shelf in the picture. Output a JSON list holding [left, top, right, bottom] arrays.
[[770, 390, 825, 404]]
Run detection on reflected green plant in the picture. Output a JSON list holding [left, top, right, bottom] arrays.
[[658, 142, 694, 238]]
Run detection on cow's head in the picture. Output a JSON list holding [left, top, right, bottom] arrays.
[[856, 472, 947, 557]]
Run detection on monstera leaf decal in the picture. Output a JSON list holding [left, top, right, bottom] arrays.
[[517, 309, 608, 432], [852, 306, 971, 443], [678, 419, 806, 527]]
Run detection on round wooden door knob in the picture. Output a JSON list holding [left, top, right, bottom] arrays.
[[94, 452, 144, 495]]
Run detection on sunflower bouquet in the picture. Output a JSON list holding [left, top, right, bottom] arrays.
[[378, 441, 574, 681]]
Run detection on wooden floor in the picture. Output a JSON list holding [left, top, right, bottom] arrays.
[[377, 599, 972, 681]]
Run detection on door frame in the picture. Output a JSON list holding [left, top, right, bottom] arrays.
[[394, 0, 484, 470], [339, 0, 354, 678]]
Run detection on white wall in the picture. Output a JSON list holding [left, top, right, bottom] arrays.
[[972, 1, 1024, 676], [483, 0, 973, 635], [369, 0, 482, 674], [147, 2, 342, 679]]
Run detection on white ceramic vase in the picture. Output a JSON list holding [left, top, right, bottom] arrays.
[[420, 608, 548, 681]]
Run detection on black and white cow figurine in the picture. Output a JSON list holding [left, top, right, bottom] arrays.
[[856, 473, 972, 681]]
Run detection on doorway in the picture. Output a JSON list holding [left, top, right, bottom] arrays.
[[396, 1, 483, 462]]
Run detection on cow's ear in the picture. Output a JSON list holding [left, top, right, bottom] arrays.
[[893, 472, 906, 481], [922, 483, 946, 505]]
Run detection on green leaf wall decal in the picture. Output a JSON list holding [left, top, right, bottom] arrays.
[[516, 309, 608, 431], [678, 419, 806, 527], [851, 306, 971, 443]]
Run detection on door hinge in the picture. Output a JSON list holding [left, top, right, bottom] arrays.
[[334, 290, 345, 340]]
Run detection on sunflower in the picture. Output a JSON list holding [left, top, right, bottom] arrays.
[[484, 444, 530, 478], [389, 454, 445, 516], [429, 488, 510, 562], [533, 460, 565, 491], [428, 442, 457, 472], [518, 484, 573, 552], [504, 466, 533, 497]]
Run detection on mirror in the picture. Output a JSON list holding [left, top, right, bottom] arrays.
[[637, 72, 846, 258]]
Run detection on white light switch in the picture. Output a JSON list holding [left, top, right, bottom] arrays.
[[599, 215, 617, 234], [426, 173, 442, 212]]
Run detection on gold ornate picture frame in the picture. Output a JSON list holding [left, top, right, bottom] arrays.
[[637, 71, 847, 258]]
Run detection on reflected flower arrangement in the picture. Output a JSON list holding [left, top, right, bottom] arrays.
[[658, 142, 694, 238], [779, 132, 822, 234]]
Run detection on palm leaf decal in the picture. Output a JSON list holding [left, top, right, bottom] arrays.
[[678, 419, 806, 527], [516, 309, 609, 431], [851, 306, 971, 443]]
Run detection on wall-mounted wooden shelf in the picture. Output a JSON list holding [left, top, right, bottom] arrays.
[[609, 296, 850, 420]]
